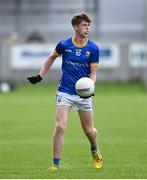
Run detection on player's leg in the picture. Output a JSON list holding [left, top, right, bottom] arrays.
[[78, 110, 97, 145], [51, 105, 70, 170], [78, 110, 103, 169]]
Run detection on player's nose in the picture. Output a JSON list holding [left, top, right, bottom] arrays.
[[86, 25, 90, 30]]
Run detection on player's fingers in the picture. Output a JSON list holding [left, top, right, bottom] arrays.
[[27, 77, 36, 84]]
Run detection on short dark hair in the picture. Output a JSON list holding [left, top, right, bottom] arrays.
[[71, 13, 92, 26]]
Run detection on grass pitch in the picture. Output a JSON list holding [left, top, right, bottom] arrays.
[[0, 82, 147, 179]]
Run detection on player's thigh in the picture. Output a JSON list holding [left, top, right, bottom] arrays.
[[56, 105, 70, 129], [78, 110, 94, 131]]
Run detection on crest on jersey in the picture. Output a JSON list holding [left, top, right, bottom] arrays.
[[86, 51, 90, 56]]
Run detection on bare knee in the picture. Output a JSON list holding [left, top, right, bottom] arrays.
[[56, 124, 65, 133], [54, 120, 66, 136]]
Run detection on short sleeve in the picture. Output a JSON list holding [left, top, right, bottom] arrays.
[[55, 41, 65, 55], [90, 46, 99, 64]]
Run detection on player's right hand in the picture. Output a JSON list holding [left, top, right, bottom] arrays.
[[27, 74, 42, 84], [80, 93, 95, 99]]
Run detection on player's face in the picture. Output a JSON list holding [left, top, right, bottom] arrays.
[[74, 21, 90, 38]]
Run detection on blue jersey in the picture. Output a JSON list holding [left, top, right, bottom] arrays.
[[54, 37, 99, 95]]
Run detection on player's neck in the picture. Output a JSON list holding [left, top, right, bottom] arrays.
[[74, 36, 87, 44], [72, 36, 88, 47]]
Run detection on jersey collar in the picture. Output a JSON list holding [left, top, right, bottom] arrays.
[[72, 37, 88, 48]]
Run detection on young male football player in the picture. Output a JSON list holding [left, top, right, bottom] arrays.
[[27, 12, 103, 171]]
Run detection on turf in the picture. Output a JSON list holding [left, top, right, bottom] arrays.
[[0, 82, 147, 179]]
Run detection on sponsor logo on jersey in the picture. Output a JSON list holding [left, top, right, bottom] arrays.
[[66, 60, 89, 68], [65, 49, 72, 52]]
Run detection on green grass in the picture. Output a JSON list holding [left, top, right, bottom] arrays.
[[0, 82, 147, 179]]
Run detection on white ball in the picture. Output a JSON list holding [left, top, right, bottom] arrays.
[[75, 77, 95, 97], [0, 83, 10, 93]]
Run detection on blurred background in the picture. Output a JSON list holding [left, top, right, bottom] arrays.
[[0, 0, 147, 90]]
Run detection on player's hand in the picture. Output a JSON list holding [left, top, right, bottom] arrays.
[[27, 74, 42, 84], [80, 93, 95, 99]]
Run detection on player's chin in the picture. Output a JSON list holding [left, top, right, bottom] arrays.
[[82, 34, 88, 38]]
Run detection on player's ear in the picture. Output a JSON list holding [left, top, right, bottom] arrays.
[[73, 25, 78, 31]]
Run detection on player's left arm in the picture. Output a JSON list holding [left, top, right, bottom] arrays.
[[90, 44, 100, 83], [90, 63, 99, 83]]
